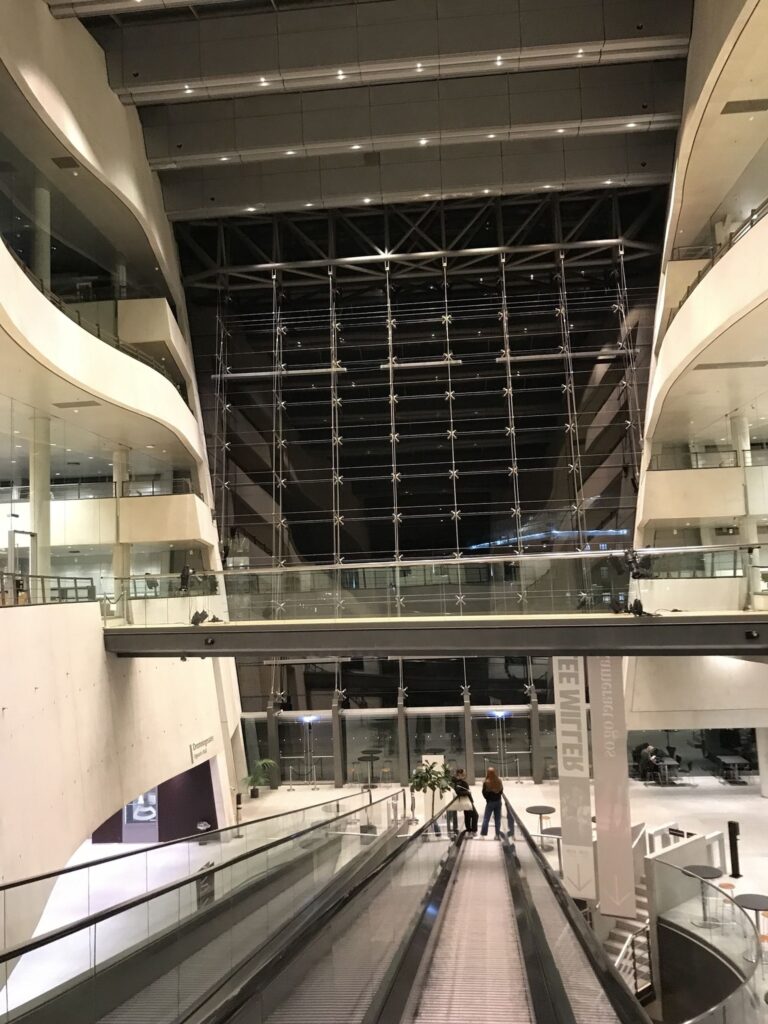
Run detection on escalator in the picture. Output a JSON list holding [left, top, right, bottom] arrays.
[[1, 793, 651, 1024]]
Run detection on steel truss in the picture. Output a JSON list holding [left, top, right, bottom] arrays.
[[178, 191, 663, 299]]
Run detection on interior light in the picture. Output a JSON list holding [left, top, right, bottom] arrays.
[[577, 48, 584, 57], [604, 179, 613, 184], [419, 138, 428, 146], [285, 150, 296, 156], [483, 188, 490, 194], [219, 157, 229, 162], [305, 202, 314, 207], [422, 192, 432, 198], [487, 133, 496, 139], [337, 69, 346, 80], [363, 197, 371, 204], [626, 122, 637, 128], [351, 144, 362, 150], [145, 444, 156, 450], [495, 55, 503, 66], [260, 77, 268, 87], [184, 87, 194, 95], [245, 207, 256, 212], [416, 63, 424, 72], [542, 184, 552, 189]]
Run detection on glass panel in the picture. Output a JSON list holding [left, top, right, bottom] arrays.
[[344, 713, 399, 787], [472, 709, 531, 780], [406, 712, 464, 778]]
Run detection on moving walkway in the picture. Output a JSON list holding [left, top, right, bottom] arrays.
[[0, 793, 649, 1024]]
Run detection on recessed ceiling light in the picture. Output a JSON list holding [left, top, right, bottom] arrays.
[[542, 184, 552, 189], [419, 138, 428, 146], [604, 179, 613, 184], [487, 133, 496, 139], [145, 444, 156, 450], [184, 87, 194, 95], [483, 188, 490, 194], [556, 128, 565, 134], [495, 55, 503, 66], [351, 144, 361, 150], [422, 192, 431, 198], [260, 77, 268, 87], [66, 448, 72, 452], [626, 122, 637, 128], [305, 202, 314, 207], [416, 62, 423, 72], [337, 69, 346, 80], [246, 207, 256, 212], [88, 456, 94, 460], [577, 48, 584, 57], [286, 150, 296, 155], [363, 197, 371, 204], [220, 156, 229, 162], [15, 444, 22, 449], [10, 460, 16, 464], [13, 430, 18, 435]]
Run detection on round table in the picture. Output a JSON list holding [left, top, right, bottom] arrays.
[[527, 805, 556, 851], [684, 864, 723, 929], [358, 754, 380, 790], [735, 893, 768, 962], [542, 826, 562, 837]]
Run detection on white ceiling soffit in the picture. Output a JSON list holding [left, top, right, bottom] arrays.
[[142, 61, 684, 171], [159, 130, 676, 219], [79, 0, 692, 106]]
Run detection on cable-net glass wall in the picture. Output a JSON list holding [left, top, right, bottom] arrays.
[[213, 268, 652, 565]]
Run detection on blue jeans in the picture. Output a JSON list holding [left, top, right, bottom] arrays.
[[481, 802, 501, 837]]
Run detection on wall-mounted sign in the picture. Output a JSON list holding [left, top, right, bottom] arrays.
[[190, 735, 215, 764]]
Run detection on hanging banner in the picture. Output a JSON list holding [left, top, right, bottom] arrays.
[[553, 656, 596, 899], [588, 656, 636, 918]]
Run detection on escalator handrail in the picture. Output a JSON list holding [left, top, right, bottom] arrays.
[[504, 796, 653, 1024], [201, 797, 459, 1024], [0, 788, 406, 967], [0, 788, 371, 893]]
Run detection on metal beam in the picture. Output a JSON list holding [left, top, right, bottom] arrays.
[[104, 614, 768, 659]]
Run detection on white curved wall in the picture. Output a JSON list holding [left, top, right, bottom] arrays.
[[645, 212, 768, 437], [0, 0, 186, 315], [0, 236, 207, 472]]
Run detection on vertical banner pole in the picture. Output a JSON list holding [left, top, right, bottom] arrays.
[[553, 655, 596, 899], [588, 656, 636, 917]]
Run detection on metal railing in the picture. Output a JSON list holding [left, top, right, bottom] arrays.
[[120, 477, 200, 498], [649, 450, 739, 471], [0, 480, 116, 503], [614, 924, 651, 997], [0, 572, 96, 607], [669, 195, 768, 327]]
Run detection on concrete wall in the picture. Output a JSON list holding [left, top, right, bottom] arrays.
[[0, 602, 230, 892], [637, 467, 745, 527], [625, 654, 768, 729]]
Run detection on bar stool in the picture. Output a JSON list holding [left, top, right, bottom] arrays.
[[380, 762, 393, 786], [719, 881, 736, 926]]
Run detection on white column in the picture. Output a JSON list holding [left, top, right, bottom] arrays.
[[756, 729, 768, 799], [729, 415, 761, 600], [30, 416, 51, 578], [32, 186, 51, 292], [112, 448, 131, 589]]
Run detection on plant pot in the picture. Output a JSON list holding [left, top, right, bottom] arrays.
[[250, 786, 260, 798]]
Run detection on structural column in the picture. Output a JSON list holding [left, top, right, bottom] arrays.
[[462, 682, 474, 781], [30, 415, 51, 579], [112, 449, 131, 612], [397, 682, 409, 787], [756, 728, 768, 798], [331, 685, 345, 788], [32, 186, 51, 291], [729, 415, 761, 601], [529, 688, 543, 785]]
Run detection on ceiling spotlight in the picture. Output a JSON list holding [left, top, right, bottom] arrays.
[[542, 184, 552, 189], [626, 122, 637, 128], [419, 138, 428, 146], [487, 133, 496, 139], [577, 48, 584, 57], [483, 188, 490, 194], [245, 207, 256, 212], [219, 156, 229, 162], [363, 197, 372, 204], [351, 144, 362, 150], [422, 192, 432, 198], [260, 77, 268, 87], [604, 179, 613, 184], [305, 202, 314, 207], [286, 150, 296, 155], [184, 87, 194, 95], [337, 69, 346, 80], [416, 62, 423, 72], [145, 444, 156, 450], [556, 128, 565, 134], [495, 55, 503, 66]]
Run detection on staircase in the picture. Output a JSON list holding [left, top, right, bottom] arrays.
[[604, 881, 652, 996]]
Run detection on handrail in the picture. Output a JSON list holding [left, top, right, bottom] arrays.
[[0, 788, 405, 967], [0, 788, 371, 894], [671, 864, 761, 1024], [114, 544, 755, 580], [668, 194, 768, 329], [504, 796, 652, 1024]]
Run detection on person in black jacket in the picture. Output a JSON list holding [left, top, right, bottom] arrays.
[[446, 768, 477, 837], [480, 767, 504, 839]]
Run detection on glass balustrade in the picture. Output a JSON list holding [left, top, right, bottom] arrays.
[[107, 546, 750, 625]]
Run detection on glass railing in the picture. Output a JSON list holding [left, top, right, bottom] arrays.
[[0, 573, 95, 607], [0, 789, 380, 951], [0, 480, 116, 503], [106, 546, 751, 625], [655, 860, 762, 1023], [669, 194, 768, 328], [649, 450, 739, 470], [743, 449, 768, 467], [0, 790, 405, 1020], [120, 477, 199, 498]]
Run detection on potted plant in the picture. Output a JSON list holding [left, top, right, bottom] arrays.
[[243, 758, 277, 798], [409, 761, 452, 820]]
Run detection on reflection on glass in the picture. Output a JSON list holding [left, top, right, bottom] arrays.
[[344, 713, 399, 786]]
